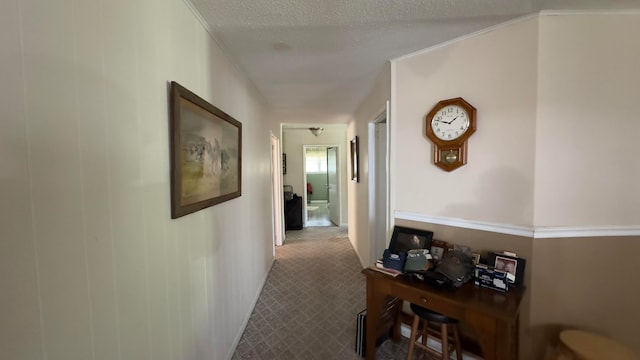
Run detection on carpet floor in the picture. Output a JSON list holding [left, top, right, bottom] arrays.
[[231, 226, 415, 360]]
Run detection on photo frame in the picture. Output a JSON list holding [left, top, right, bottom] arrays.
[[388, 226, 434, 253], [430, 240, 449, 262], [170, 81, 242, 219], [282, 153, 287, 175], [488, 252, 526, 286], [350, 136, 359, 182], [471, 252, 481, 266]]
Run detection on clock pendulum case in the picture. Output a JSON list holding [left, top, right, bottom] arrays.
[[425, 97, 477, 172]]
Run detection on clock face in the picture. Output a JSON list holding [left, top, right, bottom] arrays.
[[431, 105, 470, 141]]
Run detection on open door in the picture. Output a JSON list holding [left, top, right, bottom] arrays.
[[327, 147, 340, 226], [271, 134, 284, 247]]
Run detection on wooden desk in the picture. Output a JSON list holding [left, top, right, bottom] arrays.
[[363, 268, 524, 360]]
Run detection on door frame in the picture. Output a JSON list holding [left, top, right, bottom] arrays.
[[271, 134, 284, 248], [368, 102, 390, 263]]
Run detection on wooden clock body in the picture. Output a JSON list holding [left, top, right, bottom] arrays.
[[425, 97, 477, 172]]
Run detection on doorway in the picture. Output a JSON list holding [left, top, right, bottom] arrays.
[[303, 145, 338, 227]]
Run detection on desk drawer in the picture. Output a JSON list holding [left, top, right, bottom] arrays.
[[393, 284, 465, 319]]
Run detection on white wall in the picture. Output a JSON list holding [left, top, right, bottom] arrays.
[[392, 16, 539, 228], [534, 13, 640, 227], [390, 11, 640, 359], [0, 0, 273, 359], [349, 66, 391, 266]]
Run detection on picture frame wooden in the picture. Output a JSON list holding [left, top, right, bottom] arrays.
[[350, 136, 359, 182], [430, 240, 448, 262], [170, 81, 242, 219], [488, 252, 526, 286]]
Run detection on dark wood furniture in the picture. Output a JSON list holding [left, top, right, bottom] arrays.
[[363, 268, 524, 360]]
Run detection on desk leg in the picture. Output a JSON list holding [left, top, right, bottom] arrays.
[[466, 312, 497, 360], [365, 275, 382, 360], [466, 312, 518, 360]]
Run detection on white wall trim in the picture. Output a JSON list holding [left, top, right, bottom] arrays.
[[396, 212, 534, 237], [540, 9, 640, 16], [534, 226, 640, 239], [394, 212, 640, 239]]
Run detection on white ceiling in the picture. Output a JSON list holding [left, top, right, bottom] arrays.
[[189, 0, 639, 122]]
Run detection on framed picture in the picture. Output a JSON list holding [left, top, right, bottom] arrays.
[[430, 240, 448, 262], [170, 81, 242, 218], [388, 226, 434, 253], [488, 252, 526, 286], [282, 153, 287, 175], [471, 252, 481, 266], [350, 136, 359, 182]]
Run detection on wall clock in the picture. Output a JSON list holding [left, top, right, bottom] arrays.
[[425, 97, 477, 172]]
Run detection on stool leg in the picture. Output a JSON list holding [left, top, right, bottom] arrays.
[[407, 315, 420, 360], [421, 319, 428, 347], [441, 323, 449, 360], [452, 323, 462, 360]]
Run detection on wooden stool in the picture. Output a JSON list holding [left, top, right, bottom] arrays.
[[558, 330, 638, 360], [407, 303, 462, 360]]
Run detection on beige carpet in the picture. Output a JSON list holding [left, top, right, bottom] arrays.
[[231, 226, 414, 360]]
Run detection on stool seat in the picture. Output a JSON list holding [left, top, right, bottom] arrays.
[[410, 304, 458, 324], [559, 330, 637, 360]]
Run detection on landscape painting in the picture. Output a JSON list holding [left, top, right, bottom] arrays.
[[170, 81, 242, 218]]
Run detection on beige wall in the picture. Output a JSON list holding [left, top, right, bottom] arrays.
[[392, 16, 539, 227], [529, 13, 640, 358], [390, 11, 640, 360], [534, 14, 640, 227], [348, 65, 391, 266], [531, 235, 640, 359], [0, 0, 273, 359]]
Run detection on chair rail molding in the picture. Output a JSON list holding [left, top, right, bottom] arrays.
[[394, 212, 640, 239]]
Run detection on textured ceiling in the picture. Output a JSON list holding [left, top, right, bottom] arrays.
[[189, 0, 639, 122]]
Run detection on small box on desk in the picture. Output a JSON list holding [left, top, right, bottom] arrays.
[[474, 264, 509, 292]]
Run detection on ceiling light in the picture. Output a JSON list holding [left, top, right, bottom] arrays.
[[309, 127, 324, 136]]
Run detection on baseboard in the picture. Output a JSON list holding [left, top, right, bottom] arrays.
[[227, 257, 275, 359]]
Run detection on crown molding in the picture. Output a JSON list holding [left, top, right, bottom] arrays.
[[394, 212, 640, 239]]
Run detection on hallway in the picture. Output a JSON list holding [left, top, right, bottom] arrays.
[[231, 227, 412, 359]]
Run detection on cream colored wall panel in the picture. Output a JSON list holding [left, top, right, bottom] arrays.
[[134, 0, 173, 357], [0, 0, 43, 358], [534, 14, 640, 227], [72, 1, 122, 359], [101, 1, 151, 358], [2, 0, 273, 358], [20, 0, 94, 358], [393, 18, 538, 227]]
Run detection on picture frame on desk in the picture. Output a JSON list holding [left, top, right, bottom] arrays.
[[488, 252, 526, 286], [430, 240, 448, 262], [388, 226, 434, 253], [471, 252, 481, 266]]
